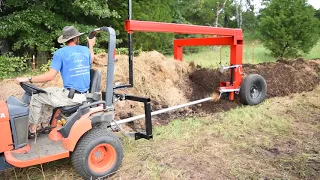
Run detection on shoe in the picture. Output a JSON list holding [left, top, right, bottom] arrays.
[[38, 126, 53, 134], [28, 130, 39, 139]]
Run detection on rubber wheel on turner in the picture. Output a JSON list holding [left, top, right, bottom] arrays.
[[239, 74, 267, 105], [71, 129, 124, 180]]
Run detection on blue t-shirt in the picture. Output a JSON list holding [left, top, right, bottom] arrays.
[[50, 45, 91, 93]]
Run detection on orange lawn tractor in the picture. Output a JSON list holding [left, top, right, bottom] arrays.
[[0, 28, 128, 179]]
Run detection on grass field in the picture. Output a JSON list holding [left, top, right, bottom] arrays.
[[1, 40, 319, 179], [181, 41, 320, 68], [3, 86, 320, 179]]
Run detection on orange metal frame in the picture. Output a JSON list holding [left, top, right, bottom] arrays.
[[125, 20, 244, 100]]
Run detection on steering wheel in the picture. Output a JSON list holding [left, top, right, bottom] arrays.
[[20, 82, 47, 95]]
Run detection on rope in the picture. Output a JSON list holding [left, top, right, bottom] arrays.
[[28, 93, 46, 180]]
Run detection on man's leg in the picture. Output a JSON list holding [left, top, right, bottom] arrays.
[[28, 88, 60, 133], [28, 87, 86, 133], [28, 94, 48, 133], [39, 105, 54, 128]]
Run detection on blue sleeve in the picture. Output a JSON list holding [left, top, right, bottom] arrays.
[[50, 51, 62, 72], [88, 48, 92, 65], [89, 52, 92, 65]]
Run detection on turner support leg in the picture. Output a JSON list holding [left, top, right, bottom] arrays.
[[230, 41, 243, 88], [174, 45, 183, 61]]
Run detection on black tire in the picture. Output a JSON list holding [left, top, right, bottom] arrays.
[[239, 74, 267, 105], [71, 128, 124, 180]]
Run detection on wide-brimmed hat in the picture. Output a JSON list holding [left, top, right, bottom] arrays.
[[57, 26, 84, 43]]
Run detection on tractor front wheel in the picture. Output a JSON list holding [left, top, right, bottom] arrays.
[[239, 74, 267, 105], [71, 129, 123, 179]]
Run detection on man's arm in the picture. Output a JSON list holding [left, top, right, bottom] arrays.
[[15, 68, 58, 84], [87, 37, 96, 64]]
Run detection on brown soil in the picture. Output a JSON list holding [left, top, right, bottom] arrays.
[[0, 52, 319, 124]]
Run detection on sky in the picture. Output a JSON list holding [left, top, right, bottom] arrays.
[[252, 0, 320, 12], [308, 0, 320, 9]]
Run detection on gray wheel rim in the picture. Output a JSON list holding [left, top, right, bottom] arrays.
[[250, 83, 262, 99]]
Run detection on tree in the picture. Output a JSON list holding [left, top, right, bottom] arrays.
[[0, 0, 119, 55], [259, 0, 320, 58]]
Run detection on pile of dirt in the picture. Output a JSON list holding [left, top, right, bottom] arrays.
[[0, 51, 319, 125], [94, 51, 194, 120], [94, 52, 319, 123], [190, 58, 320, 99]]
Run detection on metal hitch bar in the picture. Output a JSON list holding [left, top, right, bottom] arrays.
[[112, 96, 216, 132]]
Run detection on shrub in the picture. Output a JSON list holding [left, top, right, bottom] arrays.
[[259, 0, 320, 58], [40, 60, 52, 72], [0, 54, 28, 79]]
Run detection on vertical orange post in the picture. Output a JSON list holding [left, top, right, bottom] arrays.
[[174, 44, 183, 61], [230, 39, 243, 86]]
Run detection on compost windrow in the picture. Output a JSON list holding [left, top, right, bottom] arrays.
[[0, 52, 318, 125]]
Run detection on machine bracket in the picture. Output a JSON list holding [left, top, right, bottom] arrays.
[[114, 93, 153, 140], [135, 132, 153, 140]]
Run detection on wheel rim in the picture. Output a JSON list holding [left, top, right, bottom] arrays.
[[88, 143, 117, 173], [250, 83, 262, 99]]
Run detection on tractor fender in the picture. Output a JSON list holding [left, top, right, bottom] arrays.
[[61, 105, 114, 152], [0, 101, 14, 153], [62, 116, 92, 152]]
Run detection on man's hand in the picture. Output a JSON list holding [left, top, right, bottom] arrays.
[[15, 77, 28, 85], [87, 37, 96, 48]]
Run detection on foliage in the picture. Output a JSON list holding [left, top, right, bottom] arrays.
[[2, 0, 319, 71], [258, 0, 320, 58], [0, 54, 27, 79], [120, 0, 175, 54], [39, 60, 51, 72], [0, 0, 119, 54]]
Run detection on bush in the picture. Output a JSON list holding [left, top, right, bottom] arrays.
[[259, 0, 320, 58], [40, 60, 52, 72], [116, 48, 142, 56], [0, 54, 28, 79]]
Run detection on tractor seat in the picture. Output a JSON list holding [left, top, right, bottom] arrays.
[[60, 69, 102, 116]]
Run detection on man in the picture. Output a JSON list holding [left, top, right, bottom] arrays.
[[15, 26, 96, 139]]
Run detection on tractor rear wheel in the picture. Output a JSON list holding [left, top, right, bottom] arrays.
[[239, 74, 267, 105], [71, 128, 123, 179]]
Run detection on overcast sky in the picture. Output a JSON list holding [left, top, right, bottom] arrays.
[[252, 0, 320, 11], [308, 0, 320, 9]]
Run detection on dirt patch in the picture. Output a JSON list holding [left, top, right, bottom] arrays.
[[189, 59, 320, 99], [0, 52, 319, 123]]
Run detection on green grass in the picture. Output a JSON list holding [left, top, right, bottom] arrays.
[[4, 87, 320, 179], [113, 87, 320, 179], [180, 41, 320, 68], [306, 41, 320, 59]]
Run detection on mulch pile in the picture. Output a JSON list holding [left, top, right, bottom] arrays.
[[93, 52, 319, 125], [0, 51, 319, 125]]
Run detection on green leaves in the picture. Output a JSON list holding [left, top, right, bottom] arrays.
[[0, 0, 119, 54], [0, 54, 28, 79], [259, 0, 320, 58]]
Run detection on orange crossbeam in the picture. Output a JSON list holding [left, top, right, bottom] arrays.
[[125, 20, 243, 40]]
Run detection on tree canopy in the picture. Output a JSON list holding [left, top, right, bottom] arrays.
[[0, 0, 319, 58], [258, 0, 320, 58], [0, 0, 118, 55]]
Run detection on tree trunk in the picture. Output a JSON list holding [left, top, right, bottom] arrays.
[[214, 0, 228, 27], [239, 0, 243, 28], [235, 0, 243, 28]]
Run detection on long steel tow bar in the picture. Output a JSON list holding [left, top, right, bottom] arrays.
[[111, 96, 218, 126]]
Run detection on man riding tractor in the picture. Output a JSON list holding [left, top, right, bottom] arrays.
[[15, 26, 96, 139], [0, 26, 124, 179]]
